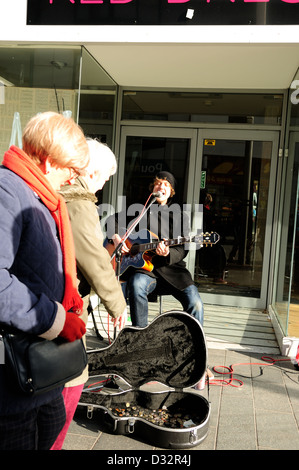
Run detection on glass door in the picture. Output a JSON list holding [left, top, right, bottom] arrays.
[[192, 129, 279, 309], [272, 132, 299, 336], [114, 126, 198, 209], [115, 126, 279, 310]]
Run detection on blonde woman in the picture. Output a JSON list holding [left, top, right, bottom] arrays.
[[0, 112, 89, 450]]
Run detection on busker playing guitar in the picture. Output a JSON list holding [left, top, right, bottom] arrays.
[[110, 171, 205, 329]]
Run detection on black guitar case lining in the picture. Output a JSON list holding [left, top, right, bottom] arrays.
[[79, 311, 210, 449]]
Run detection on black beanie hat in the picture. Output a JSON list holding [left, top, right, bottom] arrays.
[[156, 171, 176, 190]]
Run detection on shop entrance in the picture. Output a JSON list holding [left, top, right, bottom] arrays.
[[115, 126, 279, 309]]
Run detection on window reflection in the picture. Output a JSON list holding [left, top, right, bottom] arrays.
[[0, 46, 117, 208], [195, 139, 272, 298], [79, 47, 116, 148], [0, 46, 81, 160], [122, 91, 283, 125]]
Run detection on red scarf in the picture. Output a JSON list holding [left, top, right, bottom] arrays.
[[2, 145, 83, 314]]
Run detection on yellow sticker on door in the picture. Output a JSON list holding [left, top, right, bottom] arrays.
[[204, 139, 215, 146]]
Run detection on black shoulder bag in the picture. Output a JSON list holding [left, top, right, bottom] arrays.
[[0, 324, 88, 396]]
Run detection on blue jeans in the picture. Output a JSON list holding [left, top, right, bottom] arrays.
[[123, 273, 204, 328]]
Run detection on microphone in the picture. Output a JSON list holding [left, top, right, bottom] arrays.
[[152, 191, 162, 198]]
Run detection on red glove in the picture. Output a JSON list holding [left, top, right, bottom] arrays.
[[59, 311, 86, 342]]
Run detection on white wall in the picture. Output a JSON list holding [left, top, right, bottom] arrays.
[[1, 1, 299, 89], [1, 0, 299, 46]]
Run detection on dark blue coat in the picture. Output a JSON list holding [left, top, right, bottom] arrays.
[[0, 166, 65, 415]]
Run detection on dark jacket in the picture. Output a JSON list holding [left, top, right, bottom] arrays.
[[106, 202, 194, 291], [0, 167, 65, 415]]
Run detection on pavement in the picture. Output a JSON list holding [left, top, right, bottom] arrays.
[[59, 335, 299, 454]]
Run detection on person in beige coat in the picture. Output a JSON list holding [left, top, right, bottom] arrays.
[[51, 138, 127, 450]]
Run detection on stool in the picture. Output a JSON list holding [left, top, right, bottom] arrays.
[[158, 295, 163, 315], [148, 292, 164, 315]]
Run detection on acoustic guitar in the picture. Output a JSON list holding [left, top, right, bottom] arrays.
[[104, 229, 219, 276]]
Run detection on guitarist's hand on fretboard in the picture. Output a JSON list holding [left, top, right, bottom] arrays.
[[155, 240, 170, 257]]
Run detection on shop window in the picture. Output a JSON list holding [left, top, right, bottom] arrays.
[[0, 46, 81, 160], [273, 137, 299, 337], [78, 47, 117, 150], [0, 46, 117, 171], [122, 91, 283, 125]]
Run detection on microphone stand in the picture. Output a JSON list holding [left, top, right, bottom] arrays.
[[110, 194, 159, 339]]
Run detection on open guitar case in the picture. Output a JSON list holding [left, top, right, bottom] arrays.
[[79, 310, 211, 449]]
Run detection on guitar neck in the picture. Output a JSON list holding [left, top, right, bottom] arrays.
[[125, 231, 219, 257], [137, 236, 192, 253]]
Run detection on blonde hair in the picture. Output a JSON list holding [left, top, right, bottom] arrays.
[[86, 138, 117, 176], [22, 112, 89, 172]]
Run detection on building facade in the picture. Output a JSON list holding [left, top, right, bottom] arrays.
[[1, 0, 299, 356]]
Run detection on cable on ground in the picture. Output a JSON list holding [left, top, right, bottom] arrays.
[[208, 356, 298, 388]]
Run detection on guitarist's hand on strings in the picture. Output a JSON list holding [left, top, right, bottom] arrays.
[[112, 234, 129, 254], [156, 240, 169, 257]]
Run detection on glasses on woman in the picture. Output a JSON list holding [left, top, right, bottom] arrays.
[[69, 167, 87, 178]]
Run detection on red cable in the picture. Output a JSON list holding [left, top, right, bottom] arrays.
[[208, 356, 292, 388], [86, 378, 110, 392]]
